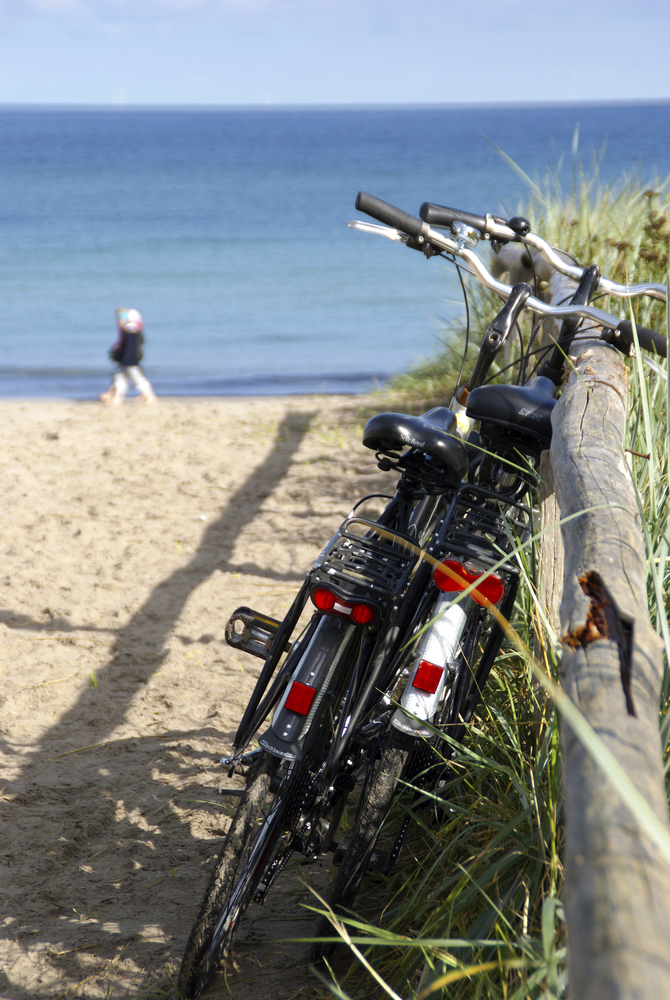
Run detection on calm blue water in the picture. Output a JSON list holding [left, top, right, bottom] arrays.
[[0, 103, 669, 398]]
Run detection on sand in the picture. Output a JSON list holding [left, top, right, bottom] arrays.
[[0, 395, 392, 1000]]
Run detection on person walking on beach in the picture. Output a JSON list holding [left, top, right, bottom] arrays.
[[100, 308, 157, 405]]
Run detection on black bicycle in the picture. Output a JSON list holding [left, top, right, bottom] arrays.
[[177, 192, 667, 998]]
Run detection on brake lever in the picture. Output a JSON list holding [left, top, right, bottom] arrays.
[[349, 219, 441, 256], [348, 220, 407, 242]]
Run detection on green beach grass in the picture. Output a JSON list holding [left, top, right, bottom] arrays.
[[388, 169, 669, 408]]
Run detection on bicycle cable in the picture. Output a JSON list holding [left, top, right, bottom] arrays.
[[519, 243, 541, 384], [453, 259, 471, 389]]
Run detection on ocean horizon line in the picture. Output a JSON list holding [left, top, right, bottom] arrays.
[[1, 98, 669, 113]]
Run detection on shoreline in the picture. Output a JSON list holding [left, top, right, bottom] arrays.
[[0, 393, 374, 405], [0, 372, 392, 402]]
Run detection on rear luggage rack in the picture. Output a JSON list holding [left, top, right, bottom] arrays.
[[311, 517, 418, 608], [433, 484, 530, 576]]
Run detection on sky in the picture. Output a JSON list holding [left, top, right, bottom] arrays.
[[0, 0, 668, 106]]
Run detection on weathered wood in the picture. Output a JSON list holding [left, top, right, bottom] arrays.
[[550, 340, 670, 999], [537, 450, 563, 638], [532, 453, 564, 734]]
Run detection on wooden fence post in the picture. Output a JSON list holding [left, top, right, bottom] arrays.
[[536, 450, 563, 639], [550, 339, 670, 998], [491, 246, 670, 992]]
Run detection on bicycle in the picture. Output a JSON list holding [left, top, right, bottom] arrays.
[[177, 192, 667, 998]]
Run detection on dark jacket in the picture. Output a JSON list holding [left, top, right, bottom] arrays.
[[111, 332, 144, 366]]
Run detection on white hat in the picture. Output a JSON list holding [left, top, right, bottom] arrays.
[[115, 307, 143, 333]]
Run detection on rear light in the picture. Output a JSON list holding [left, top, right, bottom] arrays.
[[350, 603, 376, 624], [433, 559, 504, 606], [284, 680, 317, 715], [312, 588, 336, 611], [412, 660, 444, 694], [311, 587, 378, 625]]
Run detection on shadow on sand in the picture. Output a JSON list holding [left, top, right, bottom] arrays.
[[2, 411, 348, 1000]]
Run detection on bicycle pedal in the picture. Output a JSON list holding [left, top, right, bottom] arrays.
[[225, 606, 287, 659]]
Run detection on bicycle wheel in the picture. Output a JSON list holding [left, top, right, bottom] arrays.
[[178, 751, 281, 998], [179, 615, 362, 996], [311, 728, 413, 960]]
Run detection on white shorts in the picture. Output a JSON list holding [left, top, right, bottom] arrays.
[[113, 366, 154, 397]]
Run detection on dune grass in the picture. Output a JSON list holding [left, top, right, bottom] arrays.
[[387, 169, 669, 408], [322, 170, 670, 999]]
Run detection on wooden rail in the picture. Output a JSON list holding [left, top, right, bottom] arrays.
[[550, 337, 670, 997]]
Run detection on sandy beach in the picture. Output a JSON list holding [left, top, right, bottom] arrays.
[[0, 395, 392, 1000]]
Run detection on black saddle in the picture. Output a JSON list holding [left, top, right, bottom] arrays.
[[362, 406, 469, 479], [466, 379, 556, 445]]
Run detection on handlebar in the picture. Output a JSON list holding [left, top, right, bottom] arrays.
[[419, 201, 491, 236], [353, 192, 667, 358], [607, 320, 668, 358], [419, 200, 667, 302], [355, 192, 430, 242]]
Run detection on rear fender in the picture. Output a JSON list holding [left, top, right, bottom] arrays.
[[392, 594, 470, 739], [259, 616, 356, 761]]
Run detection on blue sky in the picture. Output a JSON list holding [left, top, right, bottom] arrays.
[[0, 0, 668, 105]]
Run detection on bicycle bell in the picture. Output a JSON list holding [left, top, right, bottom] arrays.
[[450, 221, 481, 249]]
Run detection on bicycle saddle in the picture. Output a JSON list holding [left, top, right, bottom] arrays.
[[466, 378, 556, 443], [362, 406, 469, 479]]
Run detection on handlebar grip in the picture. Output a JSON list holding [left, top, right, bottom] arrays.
[[616, 320, 667, 358], [419, 201, 488, 233], [355, 192, 428, 240]]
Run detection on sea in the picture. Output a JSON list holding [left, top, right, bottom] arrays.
[[0, 102, 669, 399]]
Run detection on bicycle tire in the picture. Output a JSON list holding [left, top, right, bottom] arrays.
[[179, 614, 362, 995], [312, 728, 413, 960], [178, 751, 280, 998]]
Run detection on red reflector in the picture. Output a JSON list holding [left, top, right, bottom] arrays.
[[285, 680, 317, 715], [433, 559, 504, 606], [310, 587, 377, 625], [412, 660, 444, 694], [351, 603, 375, 624]]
